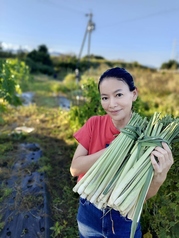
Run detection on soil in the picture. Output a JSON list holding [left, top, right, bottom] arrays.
[[0, 106, 79, 238]]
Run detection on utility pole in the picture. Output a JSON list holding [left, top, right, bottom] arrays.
[[75, 13, 95, 83], [78, 13, 95, 62]]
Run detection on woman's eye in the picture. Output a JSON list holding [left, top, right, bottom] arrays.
[[101, 97, 108, 101], [116, 93, 123, 97]]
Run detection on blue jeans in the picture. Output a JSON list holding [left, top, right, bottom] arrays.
[[77, 198, 142, 238]]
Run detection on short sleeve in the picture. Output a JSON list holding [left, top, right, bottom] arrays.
[[73, 117, 96, 151]]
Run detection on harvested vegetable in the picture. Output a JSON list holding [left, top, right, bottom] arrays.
[[73, 112, 179, 238]]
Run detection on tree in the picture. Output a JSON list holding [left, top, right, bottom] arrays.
[[161, 60, 179, 70], [38, 45, 48, 54], [82, 54, 105, 60], [27, 44, 52, 66], [26, 44, 54, 75]]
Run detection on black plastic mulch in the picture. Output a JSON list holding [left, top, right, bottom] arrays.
[[0, 143, 52, 238]]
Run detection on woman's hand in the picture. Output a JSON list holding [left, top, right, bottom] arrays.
[[146, 142, 174, 200], [151, 142, 174, 184]]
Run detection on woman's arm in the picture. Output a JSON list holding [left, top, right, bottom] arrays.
[[146, 142, 174, 200], [71, 142, 173, 198], [70, 144, 106, 177]]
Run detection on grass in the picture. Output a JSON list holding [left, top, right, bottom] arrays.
[[0, 70, 179, 237], [0, 75, 80, 237]]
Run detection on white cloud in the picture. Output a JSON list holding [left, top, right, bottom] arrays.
[[1, 42, 32, 51]]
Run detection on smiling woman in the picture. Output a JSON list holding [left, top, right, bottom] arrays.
[[99, 68, 138, 131], [70, 67, 174, 238]]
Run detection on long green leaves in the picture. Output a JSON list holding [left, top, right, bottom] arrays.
[[72, 112, 179, 238]]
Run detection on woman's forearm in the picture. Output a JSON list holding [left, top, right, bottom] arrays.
[[70, 148, 106, 177], [145, 178, 163, 200]]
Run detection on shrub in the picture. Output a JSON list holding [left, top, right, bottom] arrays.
[[0, 59, 31, 106], [63, 73, 78, 91], [141, 142, 179, 237], [0, 59, 31, 122]]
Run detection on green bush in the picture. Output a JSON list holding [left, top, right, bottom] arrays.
[[161, 60, 179, 70], [69, 78, 105, 131], [63, 73, 77, 90], [141, 142, 179, 237], [0, 59, 31, 121], [25, 45, 54, 75], [0, 59, 31, 106]]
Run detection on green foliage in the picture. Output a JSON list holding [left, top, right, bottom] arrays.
[[0, 45, 17, 59], [133, 70, 179, 118], [52, 54, 78, 71], [161, 60, 179, 70], [0, 59, 31, 106], [1, 69, 179, 237], [82, 54, 105, 60], [63, 73, 78, 91], [50, 221, 66, 237], [0, 182, 12, 203], [133, 97, 149, 117], [0, 221, 5, 232], [28, 45, 52, 66], [69, 78, 105, 131], [51, 53, 150, 79], [38, 156, 52, 173], [26, 44, 54, 75], [0, 141, 13, 154], [141, 142, 179, 237]]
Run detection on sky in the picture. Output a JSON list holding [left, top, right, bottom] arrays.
[[1, 0, 179, 68]]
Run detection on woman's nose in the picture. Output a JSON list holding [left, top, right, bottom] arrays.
[[109, 98, 117, 108]]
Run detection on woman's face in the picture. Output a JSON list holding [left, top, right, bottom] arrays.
[[99, 77, 138, 128]]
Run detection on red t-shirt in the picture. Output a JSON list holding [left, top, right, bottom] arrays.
[[74, 114, 120, 180]]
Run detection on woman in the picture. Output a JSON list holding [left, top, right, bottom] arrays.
[[70, 67, 173, 238]]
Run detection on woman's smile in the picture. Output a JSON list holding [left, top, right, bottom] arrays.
[[109, 109, 121, 115]]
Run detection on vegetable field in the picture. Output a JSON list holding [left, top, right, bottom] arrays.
[[0, 64, 179, 237]]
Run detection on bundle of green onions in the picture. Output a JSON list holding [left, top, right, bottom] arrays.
[[73, 112, 179, 238]]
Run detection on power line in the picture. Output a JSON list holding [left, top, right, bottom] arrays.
[[38, 0, 85, 14], [97, 7, 179, 29]]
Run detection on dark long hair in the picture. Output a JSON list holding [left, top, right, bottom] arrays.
[[98, 67, 136, 92]]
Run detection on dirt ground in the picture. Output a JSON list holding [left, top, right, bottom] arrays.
[[0, 105, 79, 238]]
